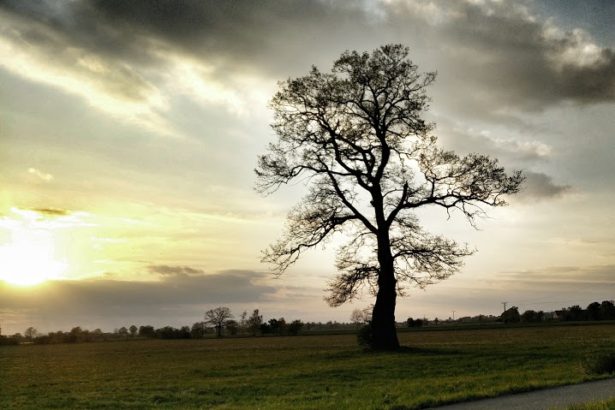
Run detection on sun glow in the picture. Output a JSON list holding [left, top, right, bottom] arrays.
[[0, 210, 68, 286]]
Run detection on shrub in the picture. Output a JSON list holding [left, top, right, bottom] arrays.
[[583, 353, 615, 375], [357, 323, 373, 349], [0, 336, 19, 346]]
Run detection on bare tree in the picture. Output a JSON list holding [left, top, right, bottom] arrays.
[[256, 44, 523, 350], [24, 327, 38, 340], [246, 309, 263, 336], [350, 308, 371, 327], [204, 307, 233, 337]]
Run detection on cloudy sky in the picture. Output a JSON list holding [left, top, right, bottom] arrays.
[[1, 0, 614, 334]]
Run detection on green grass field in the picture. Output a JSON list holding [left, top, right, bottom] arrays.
[[1, 324, 614, 409], [569, 399, 615, 410], [569, 398, 615, 410]]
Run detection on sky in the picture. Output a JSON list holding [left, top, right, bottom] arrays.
[[0, 0, 614, 334]]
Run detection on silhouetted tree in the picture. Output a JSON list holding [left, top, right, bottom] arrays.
[[501, 307, 521, 324], [587, 302, 602, 321], [205, 307, 233, 337], [247, 309, 263, 336], [267, 318, 287, 335], [600, 300, 615, 320], [179, 326, 191, 339], [24, 327, 38, 340], [0, 335, 19, 345], [239, 310, 248, 332], [129, 325, 138, 337], [287, 320, 304, 336], [156, 326, 175, 339], [191, 322, 206, 339], [256, 44, 523, 349], [561, 305, 585, 321], [259, 323, 271, 334], [521, 310, 543, 322], [225, 320, 239, 336], [138, 325, 155, 338]]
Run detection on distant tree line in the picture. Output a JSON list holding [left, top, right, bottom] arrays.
[[0, 307, 309, 345], [413, 299, 615, 327], [498, 300, 615, 324], [2, 300, 613, 346]]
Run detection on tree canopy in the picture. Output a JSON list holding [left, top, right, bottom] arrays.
[[204, 306, 233, 338]]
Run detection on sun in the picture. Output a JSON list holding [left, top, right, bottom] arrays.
[[0, 227, 67, 286]]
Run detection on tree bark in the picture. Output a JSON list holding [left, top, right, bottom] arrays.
[[371, 235, 400, 350]]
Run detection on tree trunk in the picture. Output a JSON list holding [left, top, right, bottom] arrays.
[[371, 237, 400, 350]]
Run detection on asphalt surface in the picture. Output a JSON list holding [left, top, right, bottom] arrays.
[[428, 378, 615, 410]]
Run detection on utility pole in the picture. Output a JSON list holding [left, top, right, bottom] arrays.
[[502, 302, 508, 313]]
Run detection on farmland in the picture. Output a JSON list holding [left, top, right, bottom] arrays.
[[1, 324, 614, 409]]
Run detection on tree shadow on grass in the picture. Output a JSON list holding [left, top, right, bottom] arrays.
[[363, 345, 463, 356], [322, 346, 463, 361]]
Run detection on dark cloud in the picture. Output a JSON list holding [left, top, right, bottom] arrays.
[[1, 0, 613, 114], [147, 264, 204, 276], [0, 1, 156, 102], [0, 0, 372, 80], [31, 207, 70, 216], [0, 270, 276, 331], [388, 1, 615, 113], [517, 171, 571, 201]]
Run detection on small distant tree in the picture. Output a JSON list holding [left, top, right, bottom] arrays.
[[205, 307, 233, 337], [191, 322, 206, 339], [129, 325, 138, 337], [501, 307, 521, 324], [561, 305, 585, 321], [24, 327, 38, 340], [287, 320, 304, 336], [179, 326, 191, 339], [139, 325, 155, 338], [156, 326, 176, 339], [600, 300, 615, 320], [67, 327, 84, 343], [226, 320, 239, 336], [267, 318, 287, 335], [260, 322, 271, 334], [587, 302, 601, 321], [350, 308, 371, 327], [521, 310, 541, 322], [118, 326, 129, 337], [247, 309, 263, 336], [267, 318, 278, 332], [239, 311, 248, 333]]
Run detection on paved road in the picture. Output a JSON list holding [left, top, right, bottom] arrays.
[[428, 378, 615, 410]]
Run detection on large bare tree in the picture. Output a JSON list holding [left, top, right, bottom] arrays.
[[256, 44, 523, 350]]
